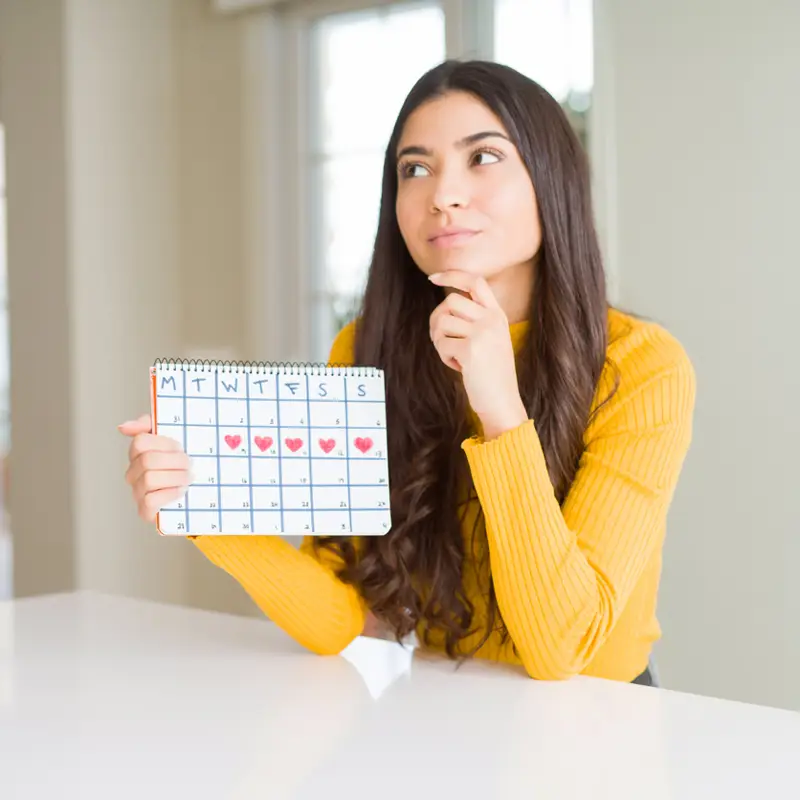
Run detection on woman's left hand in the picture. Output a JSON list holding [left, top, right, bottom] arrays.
[[428, 270, 528, 440]]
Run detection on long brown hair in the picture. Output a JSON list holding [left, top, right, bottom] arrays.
[[314, 60, 610, 658]]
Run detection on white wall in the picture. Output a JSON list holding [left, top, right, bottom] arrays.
[[174, 0, 246, 354], [65, 0, 190, 603], [0, 0, 277, 614], [0, 0, 191, 603], [0, 0, 78, 595], [607, 0, 800, 710]]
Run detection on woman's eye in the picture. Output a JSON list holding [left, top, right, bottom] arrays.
[[401, 162, 429, 179], [472, 150, 502, 166]]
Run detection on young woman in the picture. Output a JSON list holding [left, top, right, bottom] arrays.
[[120, 60, 695, 685]]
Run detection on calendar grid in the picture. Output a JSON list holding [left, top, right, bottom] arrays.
[[179, 507, 386, 513], [152, 364, 391, 536], [305, 374, 314, 527], [343, 378, 353, 532], [181, 370, 188, 532], [151, 394, 383, 404], [245, 373, 254, 533], [214, 372, 222, 532], [275, 376, 285, 532], [170, 483, 384, 488], [154, 423, 326, 429]]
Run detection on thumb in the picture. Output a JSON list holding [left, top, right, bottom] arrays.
[[117, 414, 152, 436]]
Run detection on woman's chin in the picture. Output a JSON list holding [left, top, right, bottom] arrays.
[[424, 254, 499, 278]]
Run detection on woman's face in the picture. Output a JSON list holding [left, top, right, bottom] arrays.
[[395, 90, 541, 281]]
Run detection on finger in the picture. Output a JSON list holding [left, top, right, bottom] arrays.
[[429, 271, 500, 309], [118, 414, 152, 437], [140, 487, 188, 523], [434, 336, 467, 372], [132, 467, 191, 505], [439, 291, 485, 321], [431, 314, 472, 343], [128, 432, 183, 463], [429, 294, 482, 340], [126, 449, 191, 487]]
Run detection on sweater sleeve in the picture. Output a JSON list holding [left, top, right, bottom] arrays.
[[190, 322, 366, 656], [461, 326, 696, 680]]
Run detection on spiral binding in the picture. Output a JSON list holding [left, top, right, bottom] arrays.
[[152, 358, 382, 378]]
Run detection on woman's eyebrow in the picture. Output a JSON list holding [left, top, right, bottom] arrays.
[[396, 130, 510, 161]]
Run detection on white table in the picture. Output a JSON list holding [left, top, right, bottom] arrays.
[[1, 592, 798, 799]]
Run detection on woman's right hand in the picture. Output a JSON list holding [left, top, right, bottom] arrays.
[[118, 414, 192, 523]]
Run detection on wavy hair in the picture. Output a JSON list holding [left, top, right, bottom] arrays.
[[314, 60, 611, 658]]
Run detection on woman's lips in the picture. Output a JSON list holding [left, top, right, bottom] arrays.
[[428, 228, 480, 248]]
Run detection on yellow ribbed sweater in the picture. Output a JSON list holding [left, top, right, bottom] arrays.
[[192, 308, 696, 682]]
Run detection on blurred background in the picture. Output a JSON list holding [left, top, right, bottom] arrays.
[[0, 0, 797, 712]]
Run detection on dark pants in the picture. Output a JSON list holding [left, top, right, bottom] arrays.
[[631, 666, 655, 686]]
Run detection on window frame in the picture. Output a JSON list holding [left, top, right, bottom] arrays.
[[252, 0, 614, 363]]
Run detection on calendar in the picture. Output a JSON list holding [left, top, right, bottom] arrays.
[[149, 359, 392, 536]]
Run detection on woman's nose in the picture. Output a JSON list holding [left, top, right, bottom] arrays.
[[430, 171, 469, 213]]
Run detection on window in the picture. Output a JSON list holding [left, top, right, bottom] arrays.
[[307, 3, 446, 360], [494, 0, 593, 146], [289, 0, 596, 360], [0, 125, 8, 455]]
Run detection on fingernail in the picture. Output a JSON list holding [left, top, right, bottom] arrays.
[[428, 273, 442, 281]]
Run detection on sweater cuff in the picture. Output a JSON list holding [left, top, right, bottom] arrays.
[[462, 418, 544, 467], [461, 419, 560, 518]]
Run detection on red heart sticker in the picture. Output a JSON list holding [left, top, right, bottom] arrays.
[[319, 438, 336, 454], [224, 434, 242, 450], [354, 437, 373, 454], [254, 436, 273, 452], [285, 438, 303, 453]]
